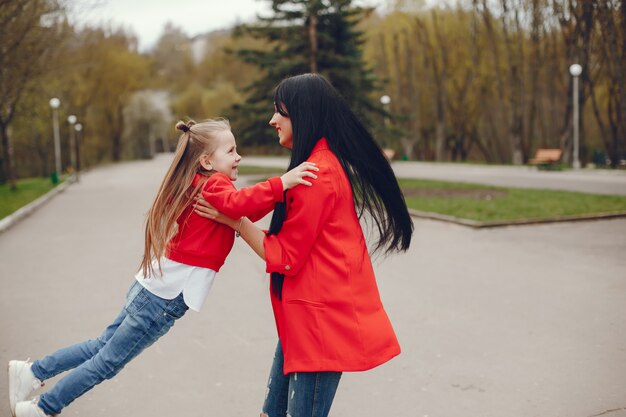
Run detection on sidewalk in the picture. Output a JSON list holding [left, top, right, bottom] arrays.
[[1, 154, 625, 417]]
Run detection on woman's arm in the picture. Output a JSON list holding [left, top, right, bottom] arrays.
[[194, 197, 266, 259], [237, 217, 266, 259]]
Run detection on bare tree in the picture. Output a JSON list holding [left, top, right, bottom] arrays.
[[415, 12, 448, 161], [401, 29, 420, 159], [552, 0, 594, 165], [0, 0, 66, 188], [591, 0, 625, 167], [446, 7, 480, 161]]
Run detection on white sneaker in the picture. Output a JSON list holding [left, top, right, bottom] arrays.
[[15, 399, 48, 417], [8, 360, 43, 417]]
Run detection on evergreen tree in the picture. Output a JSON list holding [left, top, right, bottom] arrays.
[[228, 0, 378, 147]]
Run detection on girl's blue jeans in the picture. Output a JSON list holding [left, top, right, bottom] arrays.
[[30, 281, 188, 415], [262, 341, 342, 417]]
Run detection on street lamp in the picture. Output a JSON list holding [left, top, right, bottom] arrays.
[[380, 95, 391, 121], [67, 114, 77, 181], [380, 95, 391, 128], [49, 97, 61, 183], [74, 123, 82, 182], [380, 95, 393, 157], [569, 64, 582, 169]]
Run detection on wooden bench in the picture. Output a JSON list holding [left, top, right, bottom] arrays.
[[529, 148, 562, 166], [383, 148, 396, 161]]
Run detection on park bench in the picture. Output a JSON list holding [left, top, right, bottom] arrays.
[[383, 148, 396, 160], [528, 148, 562, 167]]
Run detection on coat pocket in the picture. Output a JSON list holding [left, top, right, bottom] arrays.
[[285, 298, 325, 308]]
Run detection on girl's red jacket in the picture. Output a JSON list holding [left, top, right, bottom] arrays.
[[166, 172, 283, 271], [263, 139, 401, 374]]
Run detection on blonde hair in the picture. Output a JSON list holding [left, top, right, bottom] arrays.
[[140, 118, 231, 277]]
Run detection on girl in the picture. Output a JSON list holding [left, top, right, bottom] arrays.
[[8, 118, 318, 417], [195, 74, 414, 417]]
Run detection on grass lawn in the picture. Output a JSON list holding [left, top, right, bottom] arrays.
[[244, 167, 626, 223], [399, 178, 626, 222], [0, 177, 61, 220]]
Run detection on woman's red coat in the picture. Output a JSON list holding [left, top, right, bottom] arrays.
[[264, 138, 401, 374]]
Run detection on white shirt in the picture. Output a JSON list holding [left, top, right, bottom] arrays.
[[135, 257, 216, 312]]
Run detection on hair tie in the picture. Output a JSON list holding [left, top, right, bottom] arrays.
[[181, 124, 190, 133]]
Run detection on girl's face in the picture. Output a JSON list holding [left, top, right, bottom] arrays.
[[269, 104, 293, 149], [202, 130, 241, 180]]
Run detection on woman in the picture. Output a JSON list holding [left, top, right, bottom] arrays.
[[196, 73, 413, 417]]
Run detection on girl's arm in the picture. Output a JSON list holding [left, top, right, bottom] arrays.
[[203, 162, 318, 220], [195, 165, 336, 275]]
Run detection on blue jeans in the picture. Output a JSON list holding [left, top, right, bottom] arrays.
[[262, 342, 342, 417], [30, 281, 188, 415]]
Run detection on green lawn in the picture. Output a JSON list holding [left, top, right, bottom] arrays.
[[399, 178, 626, 223], [0, 178, 61, 219]]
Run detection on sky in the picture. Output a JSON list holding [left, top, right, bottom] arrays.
[[72, 0, 384, 52]]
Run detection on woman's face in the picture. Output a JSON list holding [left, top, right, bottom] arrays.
[[269, 104, 293, 149]]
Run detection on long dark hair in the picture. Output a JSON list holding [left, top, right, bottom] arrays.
[[269, 73, 413, 298]]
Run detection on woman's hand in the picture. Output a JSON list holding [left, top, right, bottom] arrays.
[[280, 162, 319, 190], [195, 194, 266, 258], [194, 195, 239, 228]]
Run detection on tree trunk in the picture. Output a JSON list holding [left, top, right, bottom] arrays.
[[527, 0, 543, 160], [110, 106, 125, 162], [392, 32, 403, 118], [0, 122, 17, 190], [479, 0, 511, 162], [403, 29, 419, 160], [500, 0, 524, 165], [431, 11, 448, 161], [590, 0, 624, 167], [377, 34, 389, 81], [308, 11, 318, 73]]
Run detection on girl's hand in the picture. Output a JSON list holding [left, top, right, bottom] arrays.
[[194, 195, 239, 228], [280, 162, 319, 190]]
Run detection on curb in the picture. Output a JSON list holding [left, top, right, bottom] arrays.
[[408, 208, 626, 228], [0, 180, 73, 234]]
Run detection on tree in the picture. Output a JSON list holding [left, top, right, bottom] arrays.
[[123, 90, 172, 159], [229, 0, 379, 147], [150, 23, 196, 92], [591, 0, 625, 167], [76, 29, 151, 162], [0, 0, 68, 188]]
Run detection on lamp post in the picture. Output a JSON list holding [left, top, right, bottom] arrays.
[[380, 95, 393, 158], [67, 114, 77, 181], [569, 64, 582, 169], [74, 123, 82, 182], [49, 97, 61, 183], [380, 95, 391, 128]]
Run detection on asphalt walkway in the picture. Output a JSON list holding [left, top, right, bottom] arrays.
[[1, 154, 625, 417]]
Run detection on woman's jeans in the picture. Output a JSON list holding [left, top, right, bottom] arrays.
[[262, 342, 342, 417], [30, 281, 188, 415]]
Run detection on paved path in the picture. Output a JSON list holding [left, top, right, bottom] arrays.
[[244, 156, 626, 196], [1, 154, 625, 417]]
